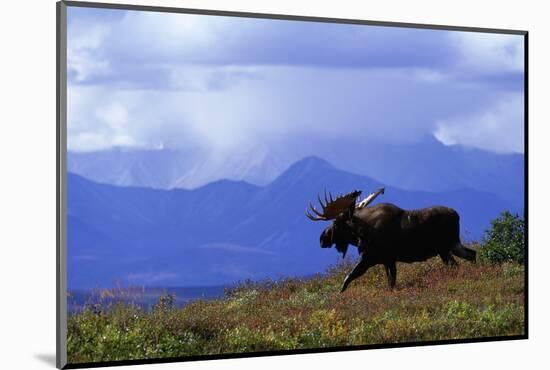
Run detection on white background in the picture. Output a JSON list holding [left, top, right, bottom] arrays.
[[1, 0, 548, 369]]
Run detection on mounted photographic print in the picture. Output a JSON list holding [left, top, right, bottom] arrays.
[[56, 1, 528, 368]]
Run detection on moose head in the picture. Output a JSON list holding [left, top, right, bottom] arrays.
[[305, 188, 385, 258]]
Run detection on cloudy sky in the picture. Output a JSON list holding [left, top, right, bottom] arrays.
[[66, 6, 525, 155]]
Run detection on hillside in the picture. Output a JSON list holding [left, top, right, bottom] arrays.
[[67, 258, 525, 364]]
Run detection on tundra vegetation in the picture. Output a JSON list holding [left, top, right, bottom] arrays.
[[67, 212, 525, 364]]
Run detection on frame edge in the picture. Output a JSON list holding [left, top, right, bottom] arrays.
[[57, 1, 68, 368], [62, 0, 527, 35], [55, 2, 529, 368]]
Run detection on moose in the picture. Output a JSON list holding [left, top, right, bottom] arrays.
[[306, 188, 476, 292]]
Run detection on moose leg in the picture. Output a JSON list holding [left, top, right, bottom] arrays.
[[384, 262, 397, 290], [440, 252, 457, 266], [452, 244, 477, 263], [340, 256, 376, 293]]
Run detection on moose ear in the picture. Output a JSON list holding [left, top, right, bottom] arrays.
[[348, 190, 361, 213], [347, 201, 356, 215]]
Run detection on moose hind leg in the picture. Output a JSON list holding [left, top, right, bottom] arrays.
[[452, 244, 477, 262], [340, 257, 376, 293], [384, 262, 397, 290]]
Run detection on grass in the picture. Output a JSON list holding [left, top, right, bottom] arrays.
[[67, 257, 525, 364]]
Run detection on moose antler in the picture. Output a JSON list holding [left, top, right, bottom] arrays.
[[306, 190, 362, 221], [356, 187, 385, 209]]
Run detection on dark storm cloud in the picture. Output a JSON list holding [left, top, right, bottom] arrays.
[[67, 7, 461, 87], [66, 6, 525, 155]]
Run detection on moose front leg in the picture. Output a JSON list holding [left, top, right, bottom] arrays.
[[439, 252, 458, 267], [340, 255, 376, 293], [384, 262, 397, 290]]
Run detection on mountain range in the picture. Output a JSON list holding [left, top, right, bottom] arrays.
[[67, 136, 524, 208], [67, 156, 520, 289]]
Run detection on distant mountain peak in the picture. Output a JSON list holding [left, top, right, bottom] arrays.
[[288, 156, 334, 171], [271, 156, 336, 184]]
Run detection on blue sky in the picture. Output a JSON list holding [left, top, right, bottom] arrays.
[[67, 6, 525, 155]]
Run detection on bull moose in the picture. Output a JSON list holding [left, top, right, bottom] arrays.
[[306, 188, 476, 292]]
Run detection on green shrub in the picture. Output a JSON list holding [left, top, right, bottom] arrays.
[[479, 211, 525, 264]]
